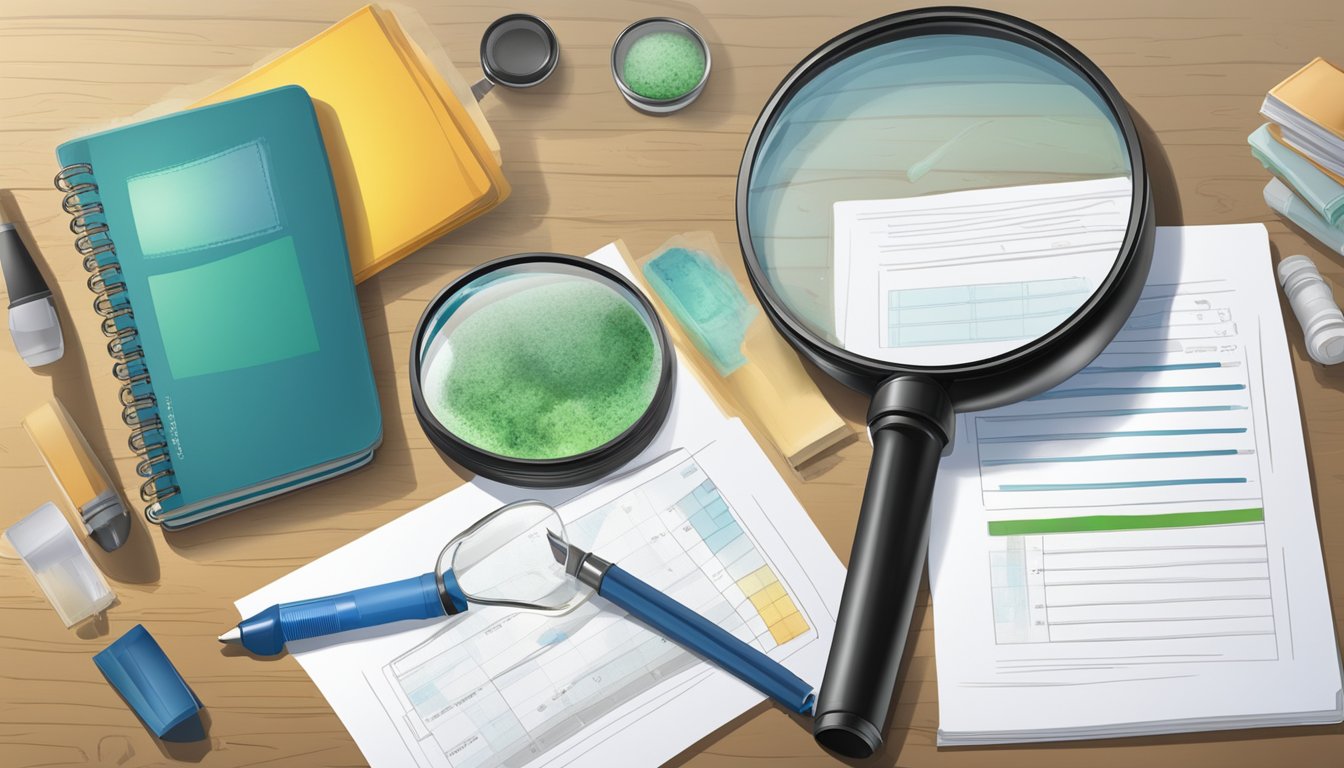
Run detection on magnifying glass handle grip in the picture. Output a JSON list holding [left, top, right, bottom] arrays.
[[598, 564, 815, 714], [235, 572, 448, 655], [813, 415, 946, 757]]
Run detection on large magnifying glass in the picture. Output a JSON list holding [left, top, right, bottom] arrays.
[[737, 8, 1154, 757]]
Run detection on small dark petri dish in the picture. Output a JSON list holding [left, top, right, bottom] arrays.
[[481, 14, 559, 88]]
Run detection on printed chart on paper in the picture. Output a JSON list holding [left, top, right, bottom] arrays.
[[369, 455, 814, 768], [980, 276, 1280, 662]]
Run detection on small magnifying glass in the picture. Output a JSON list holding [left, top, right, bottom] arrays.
[[221, 499, 817, 716], [220, 501, 582, 656], [470, 14, 560, 101], [409, 253, 676, 488]]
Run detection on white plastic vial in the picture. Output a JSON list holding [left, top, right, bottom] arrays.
[[3, 502, 115, 627], [1278, 254, 1344, 365]]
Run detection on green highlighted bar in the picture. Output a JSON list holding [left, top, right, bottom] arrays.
[[987, 508, 1264, 536]]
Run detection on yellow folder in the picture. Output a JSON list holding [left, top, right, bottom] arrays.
[[196, 5, 509, 282]]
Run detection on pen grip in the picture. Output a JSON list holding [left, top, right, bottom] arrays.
[[278, 572, 446, 644], [598, 564, 814, 714], [1, 225, 50, 304]]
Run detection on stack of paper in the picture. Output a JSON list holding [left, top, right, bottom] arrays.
[[1262, 58, 1344, 179], [927, 224, 1342, 743], [198, 5, 510, 282], [1253, 57, 1344, 250]]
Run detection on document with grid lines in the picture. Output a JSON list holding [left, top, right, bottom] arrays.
[[928, 225, 1342, 744]]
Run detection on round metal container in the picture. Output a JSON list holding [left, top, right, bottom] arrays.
[[611, 18, 711, 114]]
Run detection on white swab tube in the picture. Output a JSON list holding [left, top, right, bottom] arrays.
[[1278, 253, 1344, 365]]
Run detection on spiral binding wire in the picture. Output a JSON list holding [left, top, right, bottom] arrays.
[[55, 163, 180, 511]]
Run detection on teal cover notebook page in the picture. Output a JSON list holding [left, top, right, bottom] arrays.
[[55, 86, 381, 520]]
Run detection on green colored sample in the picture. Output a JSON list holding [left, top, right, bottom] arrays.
[[986, 508, 1264, 537], [423, 276, 661, 460], [622, 31, 705, 101]]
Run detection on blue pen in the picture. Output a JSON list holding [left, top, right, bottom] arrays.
[[218, 501, 816, 718], [546, 531, 816, 715], [218, 499, 563, 656], [217, 569, 469, 656]]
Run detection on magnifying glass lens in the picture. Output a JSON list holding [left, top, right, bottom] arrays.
[[440, 501, 579, 610], [411, 255, 675, 488], [747, 32, 1135, 369], [416, 258, 668, 467]]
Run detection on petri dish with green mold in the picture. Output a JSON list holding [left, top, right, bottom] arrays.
[[612, 18, 711, 114], [410, 254, 675, 488]]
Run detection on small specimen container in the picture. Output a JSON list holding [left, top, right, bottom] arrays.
[[4, 501, 115, 627], [611, 18, 711, 114]]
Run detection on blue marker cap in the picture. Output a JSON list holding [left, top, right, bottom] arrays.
[[93, 625, 205, 742]]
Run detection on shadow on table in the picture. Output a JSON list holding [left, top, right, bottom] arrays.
[[0, 190, 163, 585], [1130, 104, 1183, 227], [153, 708, 213, 763], [75, 610, 112, 640]]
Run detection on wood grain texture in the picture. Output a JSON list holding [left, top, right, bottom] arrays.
[[1, 1, 1342, 765]]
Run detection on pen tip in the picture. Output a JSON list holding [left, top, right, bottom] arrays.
[[546, 529, 567, 565], [218, 627, 242, 645]]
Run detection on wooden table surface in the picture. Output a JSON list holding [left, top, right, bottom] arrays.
[[3, 1, 1343, 765]]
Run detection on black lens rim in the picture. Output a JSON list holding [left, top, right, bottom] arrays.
[[480, 13, 560, 88], [736, 6, 1154, 409], [408, 252, 676, 488]]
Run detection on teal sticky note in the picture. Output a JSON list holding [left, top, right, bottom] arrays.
[[147, 236, 319, 379], [643, 247, 757, 376], [127, 140, 282, 257]]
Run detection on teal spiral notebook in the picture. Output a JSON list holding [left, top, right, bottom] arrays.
[[54, 85, 382, 529]]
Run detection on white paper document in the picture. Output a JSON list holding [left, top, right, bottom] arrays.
[[833, 177, 1131, 365], [236, 245, 844, 768], [927, 224, 1342, 744]]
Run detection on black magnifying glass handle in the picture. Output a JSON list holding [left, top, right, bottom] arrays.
[[813, 376, 954, 758]]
